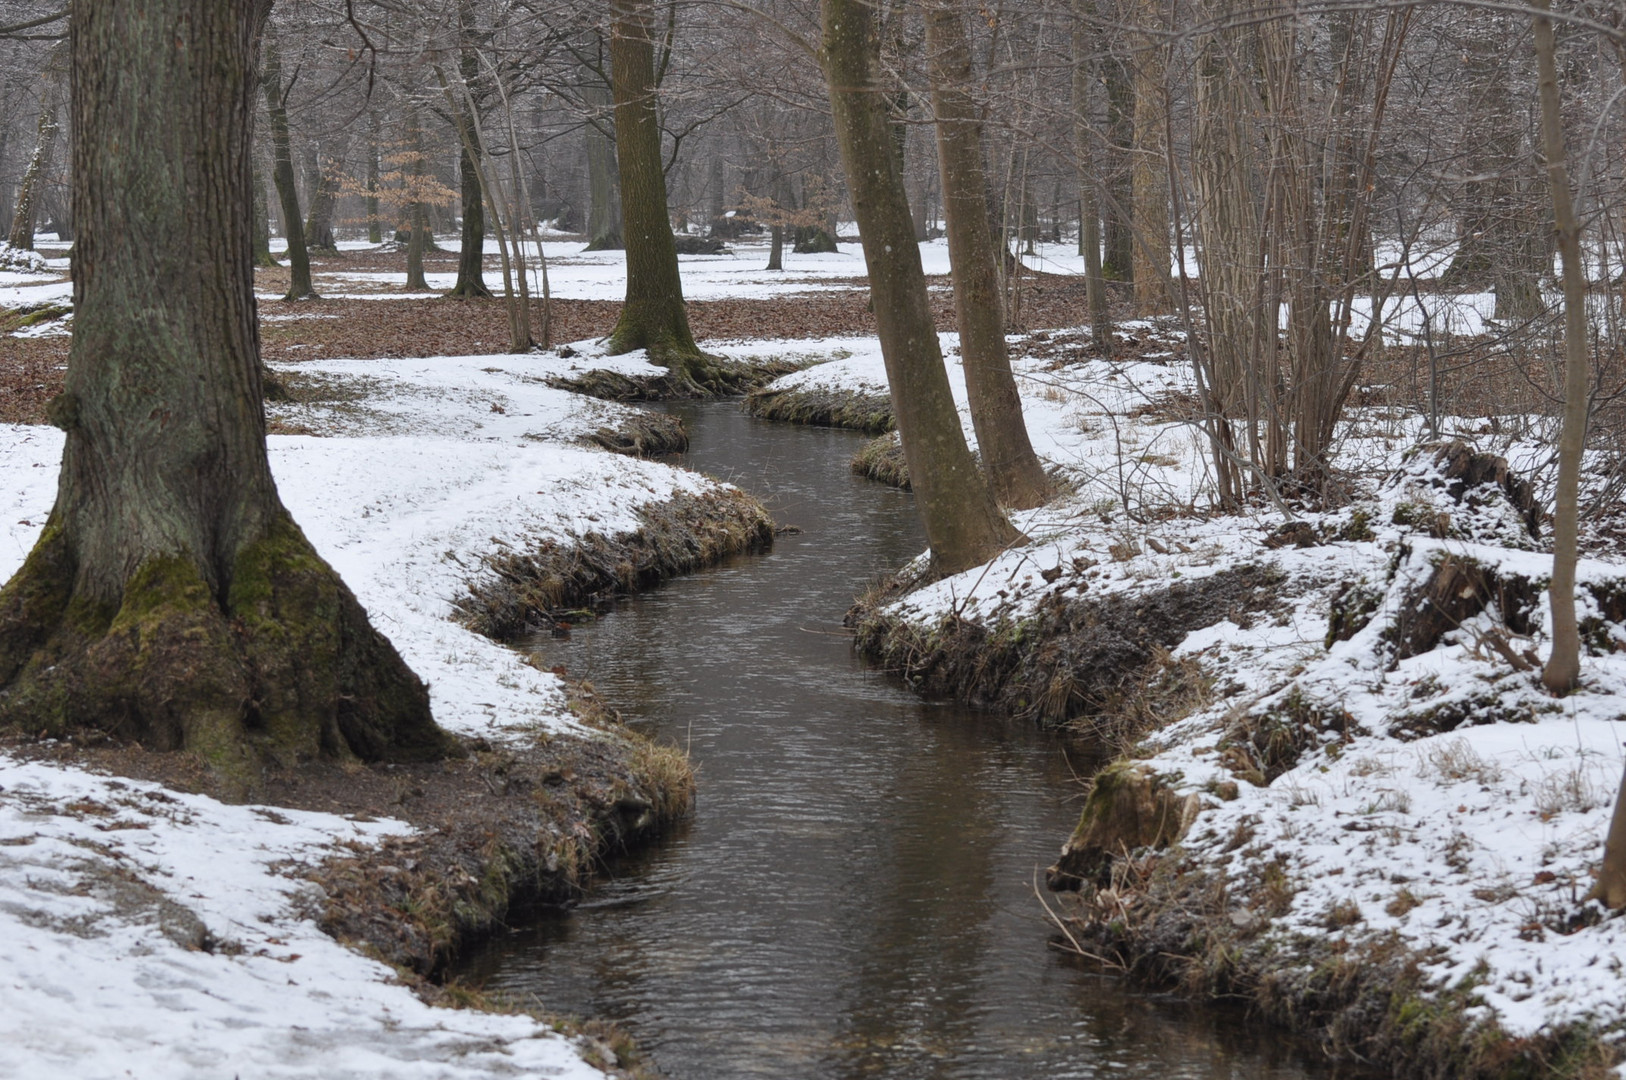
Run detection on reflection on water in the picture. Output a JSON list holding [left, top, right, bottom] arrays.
[[457, 403, 1346, 1080]]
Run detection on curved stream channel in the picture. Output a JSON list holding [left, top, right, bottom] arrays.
[[459, 402, 1345, 1080]]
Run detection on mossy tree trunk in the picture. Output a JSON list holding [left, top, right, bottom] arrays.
[[605, 0, 708, 378], [0, 0, 456, 791], [260, 39, 316, 300], [1102, 56, 1134, 283], [821, 0, 1022, 577], [1129, 0, 1170, 314], [924, 0, 1049, 510]]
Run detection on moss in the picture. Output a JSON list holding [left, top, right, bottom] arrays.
[[456, 488, 774, 641], [1047, 759, 1199, 889], [745, 383, 895, 433], [850, 432, 910, 488]]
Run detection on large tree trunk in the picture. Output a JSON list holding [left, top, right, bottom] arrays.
[[822, 0, 1021, 576], [605, 0, 708, 378], [0, 0, 455, 792], [7, 42, 67, 252], [260, 40, 316, 300], [924, 0, 1049, 510], [448, 145, 492, 298], [1102, 55, 1134, 282]]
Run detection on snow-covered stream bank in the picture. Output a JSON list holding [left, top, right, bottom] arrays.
[[754, 330, 1626, 1076], [0, 347, 770, 1079]]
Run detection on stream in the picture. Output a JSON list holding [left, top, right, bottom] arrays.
[[457, 402, 1346, 1080]]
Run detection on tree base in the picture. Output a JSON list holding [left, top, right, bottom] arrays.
[[444, 280, 493, 300], [0, 514, 458, 794]]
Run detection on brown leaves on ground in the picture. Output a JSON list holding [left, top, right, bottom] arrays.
[[1, 250, 1104, 425]]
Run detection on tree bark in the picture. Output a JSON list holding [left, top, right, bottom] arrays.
[[605, 0, 708, 378], [405, 108, 430, 293], [1071, 0, 1113, 357], [1102, 55, 1134, 282], [448, 145, 493, 298], [582, 69, 624, 251], [7, 42, 67, 252], [366, 112, 382, 245], [301, 140, 342, 252], [0, 0, 455, 791], [924, 0, 1049, 510], [260, 40, 316, 300], [1533, 0, 1586, 695], [1129, 0, 1170, 313], [822, 0, 1021, 576]]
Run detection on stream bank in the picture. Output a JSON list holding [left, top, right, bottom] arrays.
[[456, 400, 1349, 1080]]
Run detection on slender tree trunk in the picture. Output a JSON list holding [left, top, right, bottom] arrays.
[[924, 0, 1049, 510], [822, 0, 1021, 576], [1534, 0, 1586, 695], [7, 42, 67, 252], [405, 108, 430, 293], [0, 0, 453, 792], [1129, 0, 1170, 313], [366, 112, 382, 245], [252, 164, 278, 267], [1071, 0, 1113, 356], [605, 0, 708, 377], [448, 145, 492, 298], [1103, 56, 1134, 282], [582, 70, 624, 251], [1595, 767, 1626, 908], [302, 141, 342, 252], [260, 41, 316, 300]]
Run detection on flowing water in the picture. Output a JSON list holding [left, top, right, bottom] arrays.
[[459, 402, 1347, 1080]]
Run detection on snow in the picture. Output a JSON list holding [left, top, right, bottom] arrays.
[[0, 343, 750, 1078], [772, 320, 1626, 1051]]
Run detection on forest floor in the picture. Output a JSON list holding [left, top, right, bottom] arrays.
[[4, 231, 1626, 1078]]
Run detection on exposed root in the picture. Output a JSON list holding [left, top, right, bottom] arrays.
[[549, 356, 799, 402], [0, 515, 458, 793], [583, 409, 688, 457]]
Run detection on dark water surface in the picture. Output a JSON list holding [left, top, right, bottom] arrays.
[[458, 403, 1341, 1080]]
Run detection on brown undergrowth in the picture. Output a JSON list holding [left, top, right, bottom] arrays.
[[1052, 856, 1618, 1080], [456, 487, 775, 640]]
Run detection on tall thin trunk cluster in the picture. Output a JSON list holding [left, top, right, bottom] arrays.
[[821, 0, 1021, 576], [1185, 0, 1402, 499]]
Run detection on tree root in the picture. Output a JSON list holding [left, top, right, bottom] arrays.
[[0, 514, 458, 794]]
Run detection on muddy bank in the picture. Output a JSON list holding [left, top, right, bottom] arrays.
[[847, 563, 1281, 738], [850, 431, 910, 488], [744, 381, 894, 433], [455, 486, 774, 640]]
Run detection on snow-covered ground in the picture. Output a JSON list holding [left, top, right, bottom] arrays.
[[795, 327, 1626, 1054], [0, 345, 742, 1079]]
